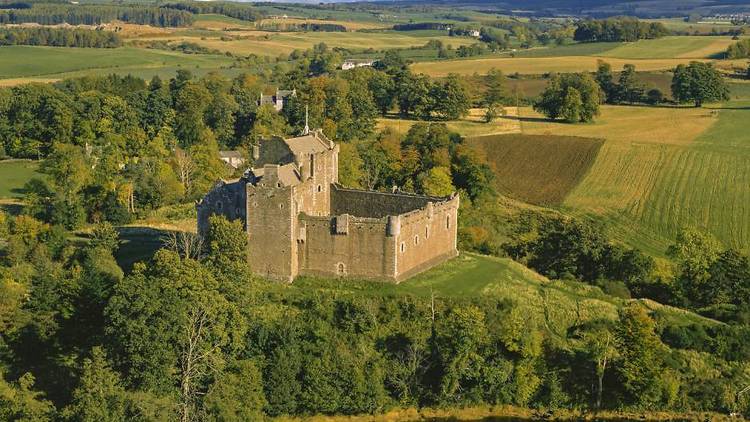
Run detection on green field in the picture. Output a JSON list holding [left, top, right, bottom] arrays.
[[0, 160, 40, 199], [0, 45, 235, 81], [599, 36, 737, 59], [513, 42, 623, 58], [296, 253, 717, 334]]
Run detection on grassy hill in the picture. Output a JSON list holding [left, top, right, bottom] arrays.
[[462, 100, 750, 257], [296, 253, 719, 337], [0, 160, 40, 199], [0, 45, 235, 81]]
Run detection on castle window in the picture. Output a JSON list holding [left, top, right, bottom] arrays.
[[414, 235, 419, 246], [400, 242, 406, 253], [446, 215, 451, 230], [425, 226, 429, 239], [217, 201, 223, 211], [310, 154, 315, 177], [317, 185, 323, 192], [279, 203, 284, 210], [336, 262, 346, 276]]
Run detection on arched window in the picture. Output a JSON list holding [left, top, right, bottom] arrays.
[[425, 226, 430, 239], [446, 215, 451, 230], [414, 235, 419, 246], [337, 262, 346, 276], [400, 242, 406, 253], [317, 185, 323, 192]]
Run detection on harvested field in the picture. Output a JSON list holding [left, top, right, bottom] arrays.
[[467, 134, 603, 205]]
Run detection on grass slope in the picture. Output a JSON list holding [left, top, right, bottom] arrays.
[[599, 36, 737, 59], [297, 253, 717, 335], [171, 30, 476, 57], [467, 134, 603, 205], [0, 160, 40, 199], [0, 46, 234, 80], [514, 104, 750, 255], [411, 56, 727, 77]]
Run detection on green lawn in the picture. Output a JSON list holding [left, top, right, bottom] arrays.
[[296, 253, 715, 333], [599, 36, 736, 59], [0, 46, 235, 80], [513, 42, 623, 58], [0, 160, 40, 199]]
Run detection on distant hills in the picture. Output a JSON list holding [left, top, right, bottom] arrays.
[[251, 0, 750, 18]]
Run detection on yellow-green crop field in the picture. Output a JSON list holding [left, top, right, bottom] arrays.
[[473, 104, 750, 256], [0, 45, 235, 81], [599, 36, 737, 59], [412, 56, 746, 76], [155, 30, 476, 57]]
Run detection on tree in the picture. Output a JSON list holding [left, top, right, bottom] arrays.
[[534, 73, 601, 123], [671, 62, 729, 107], [667, 228, 722, 306], [431, 74, 470, 121], [575, 320, 619, 409], [337, 142, 364, 189], [0, 372, 56, 421], [105, 250, 246, 410], [418, 167, 455, 197], [617, 64, 644, 104], [64, 347, 128, 422], [559, 87, 583, 123], [484, 68, 505, 106], [616, 304, 666, 407], [203, 360, 266, 422], [595, 60, 616, 103]]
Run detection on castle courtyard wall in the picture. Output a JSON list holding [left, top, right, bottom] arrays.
[[297, 215, 396, 280], [331, 185, 435, 218], [393, 196, 459, 281]]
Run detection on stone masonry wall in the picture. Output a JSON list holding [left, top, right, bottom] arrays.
[[246, 183, 297, 282], [297, 214, 395, 280], [393, 195, 459, 281], [197, 179, 247, 235], [331, 185, 435, 218]]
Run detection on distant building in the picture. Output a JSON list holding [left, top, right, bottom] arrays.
[[197, 130, 459, 283], [258, 89, 296, 112], [469, 29, 481, 38], [341, 59, 377, 70], [219, 151, 246, 170]]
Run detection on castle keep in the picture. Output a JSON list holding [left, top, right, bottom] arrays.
[[197, 130, 459, 283]]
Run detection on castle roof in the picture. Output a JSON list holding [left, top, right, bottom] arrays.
[[249, 163, 301, 187], [283, 130, 333, 157]]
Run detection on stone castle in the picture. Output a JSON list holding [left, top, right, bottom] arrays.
[[197, 130, 459, 283]]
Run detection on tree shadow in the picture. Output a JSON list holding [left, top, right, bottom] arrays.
[[114, 226, 176, 273], [0, 200, 24, 216]]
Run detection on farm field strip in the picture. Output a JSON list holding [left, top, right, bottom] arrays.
[[0, 45, 234, 80], [551, 104, 750, 254], [411, 56, 739, 76], [599, 36, 736, 59], [164, 31, 477, 56]]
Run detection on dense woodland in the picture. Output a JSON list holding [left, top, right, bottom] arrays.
[[0, 3, 194, 27], [574, 17, 670, 42], [0, 26, 121, 48], [1, 34, 750, 419]]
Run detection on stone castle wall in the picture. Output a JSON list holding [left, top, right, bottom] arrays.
[[331, 185, 434, 218], [197, 179, 247, 234], [391, 195, 459, 281], [246, 182, 297, 282], [297, 214, 395, 280]]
